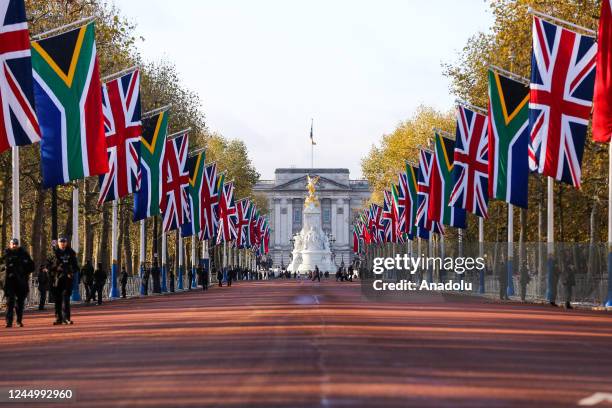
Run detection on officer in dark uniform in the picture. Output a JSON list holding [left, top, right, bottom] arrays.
[[1, 238, 35, 327], [120, 268, 128, 298], [50, 237, 78, 325]]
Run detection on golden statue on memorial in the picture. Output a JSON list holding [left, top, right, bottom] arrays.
[[304, 175, 320, 207]]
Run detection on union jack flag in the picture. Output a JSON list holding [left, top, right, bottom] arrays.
[[382, 188, 399, 243], [450, 105, 489, 218], [0, 0, 40, 153], [249, 206, 261, 246], [416, 149, 443, 236], [234, 199, 252, 248], [368, 204, 385, 244], [215, 176, 237, 244], [98, 70, 141, 204], [528, 16, 597, 188], [160, 133, 191, 232], [198, 162, 219, 241]]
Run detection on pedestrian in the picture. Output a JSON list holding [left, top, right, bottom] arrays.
[[563, 264, 576, 310], [120, 267, 128, 299], [203, 265, 209, 291], [227, 267, 233, 287], [81, 260, 94, 303], [312, 265, 321, 282], [93, 262, 107, 305], [168, 266, 175, 292], [49, 237, 79, 325], [187, 268, 193, 291], [37, 262, 49, 311], [217, 268, 223, 287], [142, 267, 150, 295], [0, 238, 35, 328], [151, 262, 161, 293]]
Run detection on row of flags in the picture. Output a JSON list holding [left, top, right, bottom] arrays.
[[0, 0, 270, 254], [354, 4, 612, 253]]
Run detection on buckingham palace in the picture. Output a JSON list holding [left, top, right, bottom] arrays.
[[253, 168, 371, 268]]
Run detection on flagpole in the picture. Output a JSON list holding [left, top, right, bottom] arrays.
[[11, 147, 19, 242], [32, 16, 96, 41], [507, 204, 515, 297], [479, 217, 485, 293], [427, 236, 433, 283], [607, 142, 612, 306], [191, 237, 197, 288], [139, 219, 146, 295], [177, 231, 184, 290], [161, 232, 168, 292], [110, 199, 119, 298], [202, 240, 208, 286], [546, 177, 555, 303], [71, 186, 81, 301]]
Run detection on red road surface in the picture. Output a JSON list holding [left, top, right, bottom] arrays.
[[1, 280, 612, 407]]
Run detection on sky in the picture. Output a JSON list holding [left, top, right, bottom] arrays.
[[116, 0, 493, 180]]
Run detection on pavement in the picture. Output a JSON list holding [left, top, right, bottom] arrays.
[[0, 280, 612, 407]]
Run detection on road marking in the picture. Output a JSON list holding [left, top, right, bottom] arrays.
[[579, 393, 612, 406]]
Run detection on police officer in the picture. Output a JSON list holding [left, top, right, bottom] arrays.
[[120, 267, 128, 298], [1, 239, 35, 327], [50, 237, 78, 325]]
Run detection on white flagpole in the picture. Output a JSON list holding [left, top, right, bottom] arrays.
[[11, 147, 19, 242], [202, 240, 209, 286], [507, 204, 515, 297], [161, 232, 168, 292], [70, 186, 81, 301], [110, 199, 119, 298], [139, 219, 146, 295], [607, 143, 612, 306], [479, 217, 485, 293], [178, 232, 184, 290], [191, 237, 197, 288], [546, 177, 555, 303]]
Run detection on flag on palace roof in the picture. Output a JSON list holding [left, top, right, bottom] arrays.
[[0, 0, 40, 153], [32, 22, 108, 188]]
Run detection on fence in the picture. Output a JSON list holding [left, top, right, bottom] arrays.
[[360, 242, 611, 306]]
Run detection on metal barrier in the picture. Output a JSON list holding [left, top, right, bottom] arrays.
[[361, 242, 611, 306]]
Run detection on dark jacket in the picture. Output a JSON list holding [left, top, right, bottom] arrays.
[[81, 262, 94, 285], [50, 247, 78, 289], [94, 267, 107, 286], [0, 247, 35, 295], [120, 271, 128, 285]]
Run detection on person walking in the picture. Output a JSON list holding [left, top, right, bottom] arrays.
[[81, 260, 94, 304], [93, 262, 107, 305], [313, 265, 321, 282], [151, 262, 161, 294], [216, 268, 223, 287], [49, 237, 79, 325], [120, 268, 128, 299], [0, 239, 35, 327], [37, 262, 49, 311], [187, 267, 193, 291]]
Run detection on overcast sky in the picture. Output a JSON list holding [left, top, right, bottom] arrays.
[[116, 0, 493, 180]]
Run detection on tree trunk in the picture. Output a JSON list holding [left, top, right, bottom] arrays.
[[31, 185, 46, 267], [1, 169, 10, 249], [97, 202, 111, 269], [123, 203, 133, 275]]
